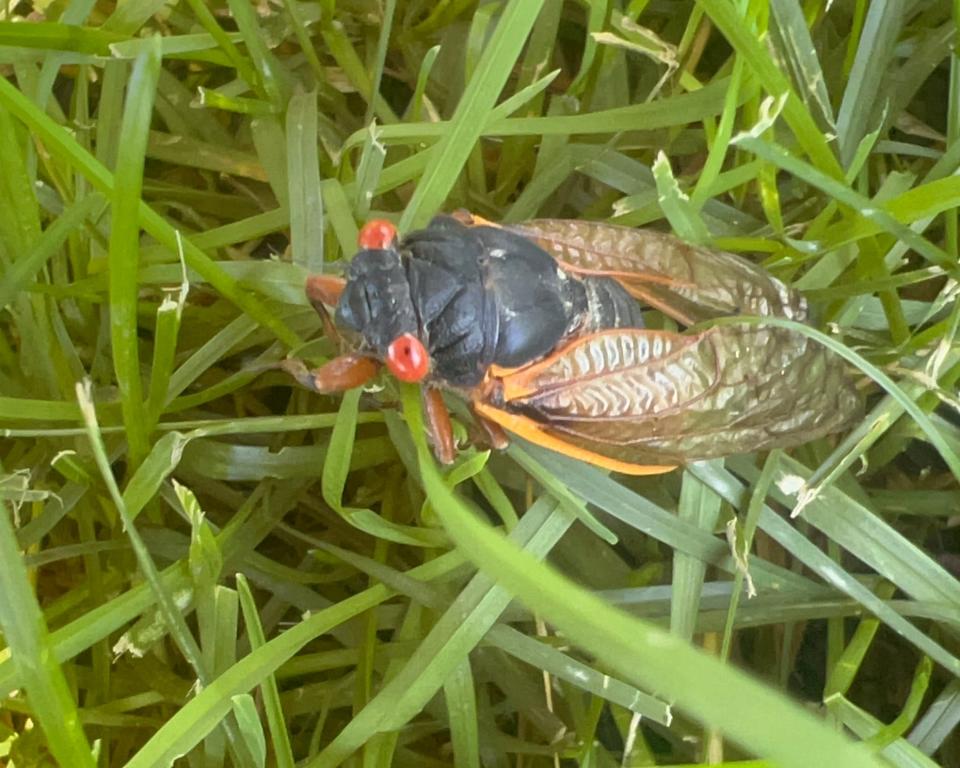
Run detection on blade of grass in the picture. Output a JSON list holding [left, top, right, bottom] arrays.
[[354, 124, 386, 220], [671, 464, 723, 641], [225, 0, 288, 108], [319, 15, 398, 124], [0, 192, 105, 310], [835, 0, 904, 165], [909, 679, 960, 754], [0, 499, 96, 768], [691, 56, 744, 209], [0, 483, 294, 699], [0, 107, 41, 256], [286, 88, 324, 272], [76, 380, 208, 686], [719, 451, 781, 663], [824, 582, 899, 701], [321, 177, 359, 257], [840, 700, 943, 768], [566, 0, 608, 95], [321, 387, 445, 546], [180, 0, 261, 92], [734, 128, 955, 271], [769, 0, 835, 130], [311, 533, 671, 721], [399, 0, 547, 230], [692, 461, 960, 675], [0, 20, 123, 54], [363, 0, 396, 126], [76, 387, 252, 767], [489, 625, 670, 721], [108, 36, 161, 467], [652, 150, 711, 243], [444, 659, 480, 768], [771, 457, 960, 607], [145, 293, 185, 430], [520, 443, 814, 590], [236, 574, 295, 768], [347, 75, 740, 149]]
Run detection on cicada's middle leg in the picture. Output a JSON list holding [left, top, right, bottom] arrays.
[[422, 387, 456, 465]]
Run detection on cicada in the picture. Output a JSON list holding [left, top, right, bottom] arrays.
[[287, 213, 860, 475]]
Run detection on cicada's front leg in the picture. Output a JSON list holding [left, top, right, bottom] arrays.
[[280, 354, 379, 394], [306, 275, 347, 345]]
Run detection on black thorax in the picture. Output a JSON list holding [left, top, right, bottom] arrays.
[[335, 216, 643, 388]]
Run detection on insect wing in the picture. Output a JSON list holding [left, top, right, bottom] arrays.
[[510, 219, 806, 325], [485, 325, 861, 467]]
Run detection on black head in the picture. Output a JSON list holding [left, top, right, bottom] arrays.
[[334, 247, 419, 359]]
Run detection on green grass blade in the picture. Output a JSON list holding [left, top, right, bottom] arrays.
[[309, 499, 572, 765], [693, 461, 960, 675], [0, 501, 96, 768], [443, 659, 480, 768], [835, 0, 904, 165], [671, 465, 723, 641], [286, 88, 324, 272], [108, 36, 161, 467], [225, 0, 287, 108], [399, 0, 547, 229], [769, 0, 835, 130]]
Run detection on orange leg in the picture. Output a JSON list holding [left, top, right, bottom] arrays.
[[474, 411, 510, 451], [306, 275, 346, 308], [306, 275, 347, 343], [282, 354, 379, 394], [422, 387, 456, 465]]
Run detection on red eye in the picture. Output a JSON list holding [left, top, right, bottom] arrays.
[[358, 219, 397, 250], [386, 334, 430, 382]]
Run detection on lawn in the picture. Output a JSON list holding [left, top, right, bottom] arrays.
[[1, 1, 959, 767]]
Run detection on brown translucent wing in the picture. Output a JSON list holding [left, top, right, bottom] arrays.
[[509, 219, 806, 325], [492, 326, 861, 466]]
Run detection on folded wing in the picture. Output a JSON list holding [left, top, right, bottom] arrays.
[[486, 325, 861, 466], [510, 219, 806, 325]]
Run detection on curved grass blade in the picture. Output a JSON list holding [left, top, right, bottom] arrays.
[[401, 386, 887, 768]]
